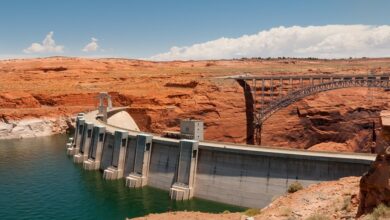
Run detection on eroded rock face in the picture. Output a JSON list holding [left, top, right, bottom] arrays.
[[1, 57, 390, 149], [262, 88, 390, 152], [0, 92, 41, 108], [0, 117, 72, 139], [357, 147, 390, 217]]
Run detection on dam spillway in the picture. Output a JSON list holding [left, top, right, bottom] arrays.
[[67, 107, 375, 208]]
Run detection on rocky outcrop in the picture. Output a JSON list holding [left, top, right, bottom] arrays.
[[357, 147, 390, 217], [0, 117, 73, 139], [0, 92, 41, 108], [262, 88, 390, 152]]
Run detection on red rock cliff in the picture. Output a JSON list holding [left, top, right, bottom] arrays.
[[1, 57, 390, 151]]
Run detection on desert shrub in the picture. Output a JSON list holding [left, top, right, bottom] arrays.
[[205, 62, 215, 67], [305, 214, 330, 220], [341, 196, 351, 211], [279, 206, 292, 216], [365, 203, 390, 220], [244, 208, 261, 216], [222, 210, 230, 214], [287, 181, 303, 193], [332, 197, 343, 212], [271, 195, 280, 202]]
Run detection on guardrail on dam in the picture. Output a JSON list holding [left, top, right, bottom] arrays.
[[66, 108, 375, 208]]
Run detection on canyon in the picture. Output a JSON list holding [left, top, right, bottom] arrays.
[[1, 57, 390, 152]]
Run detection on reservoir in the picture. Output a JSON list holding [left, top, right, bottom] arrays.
[[0, 135, 244, 220]]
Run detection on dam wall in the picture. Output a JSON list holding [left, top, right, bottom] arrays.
[[193, 146, 369, 208], [67, 110, 375, 208]]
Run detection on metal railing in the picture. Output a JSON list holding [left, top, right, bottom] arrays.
[[259, 78, 390, 124]]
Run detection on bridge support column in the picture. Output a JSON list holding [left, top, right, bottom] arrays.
[[83, 125, 106, 170], [74, 122, 94, 163], [103, 130, 128, 180], [67, 114, 85, 155], [169, 140, 199, 201], [126, 134, 153, 188]]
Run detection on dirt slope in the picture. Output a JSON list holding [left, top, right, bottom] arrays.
[[132, 177, 362, 220], [259, 177, 360, 219]]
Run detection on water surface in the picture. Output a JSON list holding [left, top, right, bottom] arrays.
[[0, 135, 244, 220]]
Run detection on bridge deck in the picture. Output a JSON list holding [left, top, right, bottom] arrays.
[[222, 73, 390, 80]]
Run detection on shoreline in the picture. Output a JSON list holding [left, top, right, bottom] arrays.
[[0, 116, 74, 140]]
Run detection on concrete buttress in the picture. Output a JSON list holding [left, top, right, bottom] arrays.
[[126, 134, 153, 188], [83, 125, 106, 170], [67, 115, 85, 156], [169, 139, 199, 200], [103, 130, 128, 180], [74, 122, 94, 163]]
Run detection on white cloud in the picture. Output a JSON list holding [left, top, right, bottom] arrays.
[[149, 25, 390, 61], [23, 31, 64, 53], [82, 37, 99, 52]]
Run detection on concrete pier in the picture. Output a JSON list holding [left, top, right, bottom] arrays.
[[169, 140, 199, 200], [103, 130, 129, 180], [67, 115, 85, 156], [126, 134, 153, 188], [74, 122, 93, 163], [83, 125, 106, 170]]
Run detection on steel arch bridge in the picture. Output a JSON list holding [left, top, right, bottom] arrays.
[[224, 73, 390, 145]]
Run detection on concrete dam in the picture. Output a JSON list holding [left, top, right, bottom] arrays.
[[66, 93, 375, 208]]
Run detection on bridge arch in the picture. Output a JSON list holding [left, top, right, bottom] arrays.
[[230, 74, 390, 145]]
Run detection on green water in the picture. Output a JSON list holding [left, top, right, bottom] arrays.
[[0, 135, 244, 220]]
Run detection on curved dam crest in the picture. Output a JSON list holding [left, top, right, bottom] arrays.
[[67, 107, 375, 208]]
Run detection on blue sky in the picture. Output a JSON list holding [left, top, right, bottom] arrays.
[[1, 0, 390, 60]]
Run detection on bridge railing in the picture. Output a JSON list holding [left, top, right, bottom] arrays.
[[258, 78, 390, 124]]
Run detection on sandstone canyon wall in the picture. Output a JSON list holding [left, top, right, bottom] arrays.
[[1, 57, 390, 152]]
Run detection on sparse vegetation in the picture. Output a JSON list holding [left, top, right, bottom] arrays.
[[205, 62, 215, 67], [271, 195, 280, 202], [364, 203, 390, 220], [244, 208, 261, 216], [305, 214, 330, 220], [279, 206, 292, 217], [341, 196, 351, 211], [332, 197, 342, 212], [237, 56, 325, 60], [288, 181, 303, 193]]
